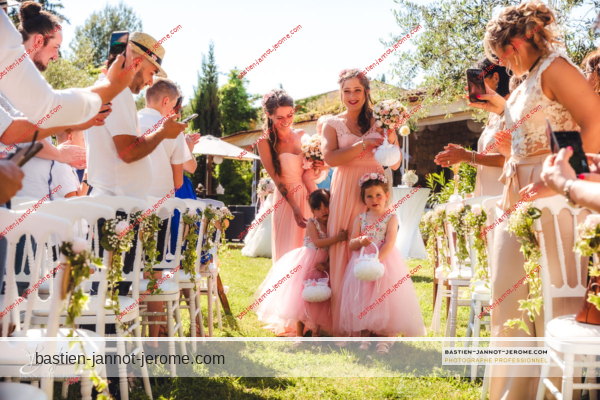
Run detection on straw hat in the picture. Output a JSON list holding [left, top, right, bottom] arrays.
[[129, 32, 167, 78]]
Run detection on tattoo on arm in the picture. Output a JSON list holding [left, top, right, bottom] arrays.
[[277, 183, 290, 202]]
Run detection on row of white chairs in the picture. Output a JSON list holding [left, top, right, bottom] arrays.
[[0, 194, 226, 400], [431, 194, 600, 400]]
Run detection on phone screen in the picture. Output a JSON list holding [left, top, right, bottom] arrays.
[[466, 68, 486, 103], [108, 31, 129, 68], [552, 130, 590, 175]]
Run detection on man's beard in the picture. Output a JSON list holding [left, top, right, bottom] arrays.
[[130, 70, 145, 94], [32, 53, 47, 72]]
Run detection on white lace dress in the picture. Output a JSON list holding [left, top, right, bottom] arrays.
[[489, 50, 590, 400], [242, 193, 274, 258], [474, 112, 505, 197]]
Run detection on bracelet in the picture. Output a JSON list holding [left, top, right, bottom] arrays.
[[563, 179, 580, 208], [471, 151, 478, 165]]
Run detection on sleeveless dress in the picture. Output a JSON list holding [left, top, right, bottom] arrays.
[[254, 218, 332, 335], [474, 113, 505, 197], [242, 192, 274, 258], [326, 116, 386, 335], [490, 50, 590, 400], [271, 152, 311, 263], [338, 213, 426, 337]]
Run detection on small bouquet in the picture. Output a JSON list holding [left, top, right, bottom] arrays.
[[257, 178, 275, 197], [402, 170, 418, 187], [301, 134, 324, 166], [373, 99, 409, 131]]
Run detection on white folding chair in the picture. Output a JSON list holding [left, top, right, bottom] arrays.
[[535, 196, 598, 400], [0, 208, 105, 400]]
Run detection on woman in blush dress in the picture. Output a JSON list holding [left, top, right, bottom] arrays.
[[474, 2, 600, 398], [257, 89, 322, 264], [321, 69, 402, 339], [434, 57, 511, 197]]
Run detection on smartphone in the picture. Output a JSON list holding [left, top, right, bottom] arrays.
[[466, 68, 486, 103], [108, 31, 129, 68], [99, 103, 111, 113], [8, 142, 44, 167], [181, 113, 198, 124], [546, 118, 590, 174]]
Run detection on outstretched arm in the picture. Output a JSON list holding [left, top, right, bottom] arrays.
[[306, 219, 348, 248]]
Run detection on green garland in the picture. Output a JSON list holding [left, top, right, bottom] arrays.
[[139, 213, 163, 294], [433, 208, 451, 275], [100, 216, 137, 333], [420, 210, 437, 269], [216, 207, 234, 253], [447, 204, 471, 270], [505, 202, 543, 334], [59, 241, 109, 398], [464, 206, 489, 288], [181, 212, 202, 290], [202, 205, 218, 254], [574, 216, 600, 310]]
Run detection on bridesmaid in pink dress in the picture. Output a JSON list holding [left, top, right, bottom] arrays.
[[321, 69, 402, 338], [257, 89, 323, 263]]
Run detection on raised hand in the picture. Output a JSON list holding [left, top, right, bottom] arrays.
[[160, 115, 188, 139], [465, 83, 506, 115], [57, 142, 86, 169]]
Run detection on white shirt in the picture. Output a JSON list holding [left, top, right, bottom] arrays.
[[15, 137, 55, 199], [138, 108, 191, 198], [0, 11, 101, 127], [85, 74, 152, 198], [52, 161, 80, 198]]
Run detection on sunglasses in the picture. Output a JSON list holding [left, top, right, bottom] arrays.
[[173, 96, 183, 113]]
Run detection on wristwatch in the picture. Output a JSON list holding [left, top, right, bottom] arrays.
[[563, 179, 580, 208]]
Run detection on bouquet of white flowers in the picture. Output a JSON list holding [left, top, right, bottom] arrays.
[[373, 99, 409, 130], [402, 170, 418, 186], [301, 134, 324, 163], [257, 178, 275, 197]]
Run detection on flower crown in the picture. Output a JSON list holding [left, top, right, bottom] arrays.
[[358, 172, 388, 187], [262, 91, 276, 107]]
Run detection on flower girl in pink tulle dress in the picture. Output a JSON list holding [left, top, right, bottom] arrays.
[[254, 189, 348, 342], [339, 173, 426, 353]]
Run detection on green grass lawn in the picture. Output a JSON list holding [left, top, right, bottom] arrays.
[[58, 249, 486, 399]]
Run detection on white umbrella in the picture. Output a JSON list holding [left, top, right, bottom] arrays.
[[192, 135, 260, 161]]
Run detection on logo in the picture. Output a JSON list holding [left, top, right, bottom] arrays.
[[151, 54, 157, 62]]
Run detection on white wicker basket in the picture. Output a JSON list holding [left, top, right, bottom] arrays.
[[301, 270, 332, 303], [353, 242, 385, 281]]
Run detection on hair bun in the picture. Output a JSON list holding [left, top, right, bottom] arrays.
[[19, 1, 43, 22]]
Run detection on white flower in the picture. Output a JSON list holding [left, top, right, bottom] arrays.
[[370, 173, 378, 179], [434, 207, 443, 216], [471, 204, 482, 216], [400, 126, 410, 137], [301, 134, 311, 145], [376, 120, 383, 127], [585, 214, 600, 228], [457, 204, 464, 212], [72, 237, 87, 254], [115, 221, 129, 235]]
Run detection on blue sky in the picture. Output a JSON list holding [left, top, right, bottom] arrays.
[[58, 0, 409, 105]]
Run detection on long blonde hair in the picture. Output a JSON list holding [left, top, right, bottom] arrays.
[[483, 0, 562, 73]]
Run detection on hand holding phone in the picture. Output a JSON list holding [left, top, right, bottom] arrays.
[[546, 118, 590, 174], [466, 68, 487, 103], [108, 31, 129, 69]]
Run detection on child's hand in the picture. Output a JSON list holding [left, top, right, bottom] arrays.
[[359, 236, 372, 247], [315, 263, 327, 272], [336, 229, 349, 242]]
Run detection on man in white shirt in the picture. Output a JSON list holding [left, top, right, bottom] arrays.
[[54, 130, 87, 198], [139, 78, 192, 198], [85, 32, 187, 198]]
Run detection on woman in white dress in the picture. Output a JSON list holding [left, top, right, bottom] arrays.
[[242, 178, 275, 258]]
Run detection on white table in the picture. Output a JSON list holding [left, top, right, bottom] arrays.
[[392, 186, 430, 259]]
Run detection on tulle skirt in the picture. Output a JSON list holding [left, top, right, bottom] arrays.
[[254, 246, 331, 335], [339, 245, 426, 337]]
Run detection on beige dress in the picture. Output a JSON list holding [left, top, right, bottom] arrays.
[[489, 50, 589, 400], [474, 113, 505, 197]]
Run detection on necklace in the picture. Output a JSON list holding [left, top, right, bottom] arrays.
[[279, 130, 295, 143], [529, 55, 542, 73]]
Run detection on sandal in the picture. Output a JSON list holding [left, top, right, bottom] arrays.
[[359, 341, 371, 351], [376, 342, 391, 354]]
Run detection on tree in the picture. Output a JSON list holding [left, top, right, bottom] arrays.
[[216, 159, 252, 205], [190, 41, 222, 137], [44, 36, 99, 89], [219, 69, 259, 135], [70, 1, 143, 67], [388, 0, 600, 119]]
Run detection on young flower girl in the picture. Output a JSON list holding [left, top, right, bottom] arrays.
[[339, 173, 426, 353], [254, 189, 348, 340]]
